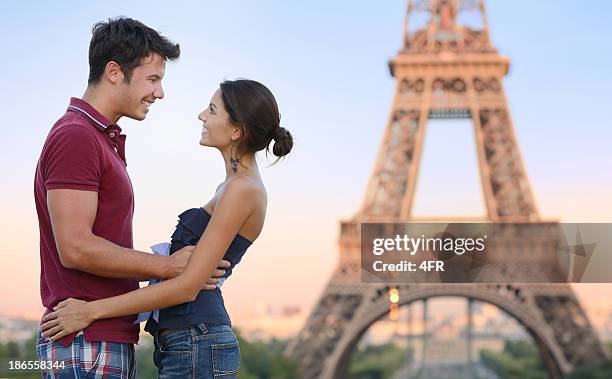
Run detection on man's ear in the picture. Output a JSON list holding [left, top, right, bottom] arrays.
[[104, 61, 124, 84]]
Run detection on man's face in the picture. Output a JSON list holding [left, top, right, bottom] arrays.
[[118, 53, 166, 121]]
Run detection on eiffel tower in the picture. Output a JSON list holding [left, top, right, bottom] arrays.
[[286, 1, 606, 378]]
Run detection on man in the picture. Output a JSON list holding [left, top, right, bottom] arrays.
[[34, 17, 227, 378]]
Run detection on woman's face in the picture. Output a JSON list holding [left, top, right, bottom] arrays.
[[198, 88, 239, 148]]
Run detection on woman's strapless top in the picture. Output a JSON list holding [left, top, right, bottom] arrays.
[[145, 207, 252, 332]]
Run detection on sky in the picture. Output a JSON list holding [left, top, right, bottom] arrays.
[[0, 1, 611, 329]]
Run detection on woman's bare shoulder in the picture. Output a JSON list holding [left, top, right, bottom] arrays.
[[225, 175, 265, 195]]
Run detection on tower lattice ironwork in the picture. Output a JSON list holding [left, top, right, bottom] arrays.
[[286, 1, 606, 378]]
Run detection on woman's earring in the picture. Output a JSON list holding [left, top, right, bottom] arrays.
[[229, 144, 240, 173], [230, 157, 240, 173]]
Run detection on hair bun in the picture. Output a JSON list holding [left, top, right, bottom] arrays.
[[273, 127, 289, 141], [272, 127, 293, 157]]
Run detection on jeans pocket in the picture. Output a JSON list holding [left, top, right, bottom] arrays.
[[156, 330, 194, 379], [212, 341, 240, 378], [158, 328, 193, 354]]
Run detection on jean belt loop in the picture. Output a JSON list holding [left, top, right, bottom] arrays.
[[195, 323, 208, 336]]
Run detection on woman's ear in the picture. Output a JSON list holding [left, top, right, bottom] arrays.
[[231, 126, 242, 142]]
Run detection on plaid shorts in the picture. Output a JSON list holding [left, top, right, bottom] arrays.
[[36, 330, 136, 379]]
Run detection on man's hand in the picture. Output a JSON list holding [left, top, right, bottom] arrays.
[[201, 259, 231, 291], [41, 298, 93, 342], [47, 189, 195, 280], [167, 246, 230, 290], [166, 246, 195, 279]]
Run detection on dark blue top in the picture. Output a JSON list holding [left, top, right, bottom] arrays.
[[145, 207, 251, 333]]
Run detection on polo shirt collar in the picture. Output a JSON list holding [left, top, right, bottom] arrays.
[[67, 97, 120, 131], [67, 97, 127, 164]]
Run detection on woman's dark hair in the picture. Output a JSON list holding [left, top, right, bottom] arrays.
[[219, 79, 293, 162], [88, 17, 180, 84]]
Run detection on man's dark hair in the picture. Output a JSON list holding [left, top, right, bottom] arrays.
[[88, 17, 180, 84]]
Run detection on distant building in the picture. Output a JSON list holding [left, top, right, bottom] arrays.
[[0, 315, 38, 343], [233, 305, 305, 340]]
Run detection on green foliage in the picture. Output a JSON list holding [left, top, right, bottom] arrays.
[[568, 360, 612, 379], [6, 330, 612, 379], [346, 343, 411, 379], [482, 339, 612, 379], [135, 335, 157, 379], [0, 329, 298, 379], [236, 329, 298, 379], [0, 333, 41, 379], [136, 329, 297, 379], [479, 340, 547, 379], [567, 342, 612, 379], [133, 329, 298, 379]]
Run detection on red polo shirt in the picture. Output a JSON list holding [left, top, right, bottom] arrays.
[[34, 97, 139, 346]]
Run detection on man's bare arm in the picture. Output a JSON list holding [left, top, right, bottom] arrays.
[[47, 189, 220, 281]]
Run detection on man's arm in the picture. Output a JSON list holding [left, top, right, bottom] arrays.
[[48, 188, 203, 281]]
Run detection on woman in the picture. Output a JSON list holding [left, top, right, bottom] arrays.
[[40, 79, 293, 378]]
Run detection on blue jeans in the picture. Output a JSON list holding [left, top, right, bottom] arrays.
[[153, 323, 240, 379]]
